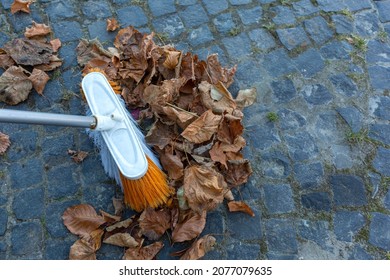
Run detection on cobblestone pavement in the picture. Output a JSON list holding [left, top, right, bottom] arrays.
[[1, 0, 390, 260]]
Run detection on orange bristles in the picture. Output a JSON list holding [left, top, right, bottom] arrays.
[[120, 156, 173, 212]]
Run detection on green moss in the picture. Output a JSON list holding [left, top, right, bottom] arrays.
[[266, 112, 279, 122], [228, 27, 241, 37]]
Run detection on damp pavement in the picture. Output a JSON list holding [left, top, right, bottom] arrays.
[[1, 0, 390, 260]]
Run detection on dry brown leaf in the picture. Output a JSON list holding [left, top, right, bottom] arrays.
[[67, 149, 89, 163], [227, 201, 255, 217], [24, 21, 51, 38], [62, 204, 106, 240], [145, 120, 176, 150], [69, 239, 97, 260], [3, 38, 53, 66], [159, 148, 184, 180], [162, 105, 197, 129], [163, 50, 181, 70], [103, 232, 139, 248], [206, 54, 236, 87], [0, 50, 15, 69], [28, 68, 49, 95], [112, 197, 125, 216], [11, 0, 33, 14], [235, 88, 257, 109], [181, 109, 222, 144], [76, 39, 112, 67], [99, 210, 121, 223], [0, 66, 33, 105], [0, 132, 11, 155], [183, 165, 225, 213], [209, 141, 228, 168], [172, 210, 206, 243], [223, 159, 253, 187], [34, 55, 62, 71], [106, 18, 120, 31], [123, 241, 164, 260], [105, 218, 133, 232], [139, 207, 171, 240], [50, 38, 62, 52], [180, 235, 216, 260]]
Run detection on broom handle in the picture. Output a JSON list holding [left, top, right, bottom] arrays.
[[0, 109, 96, 129]]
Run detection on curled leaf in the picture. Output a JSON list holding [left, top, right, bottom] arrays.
[[0, 132, 11, 155], [0, 66, 33, 105], [180, 235, 216, 260], [172, 210, 206, 243], [235, 88, 257, 109], [28, 68, 50, 95], [227, 201, 255, 217], [69, 239, 97, 260], [50, 39, 62, 52], [139, 207, 171, 240], [67, 149, 89, 163], [103, 232, 139, 248], [24, 21, 52, 38], [163, 50, 181, 70], [123, 241, 164, 260], [3, 38, 53, 66], [106, 18, 120, 31], [11, 0, 34, 14]]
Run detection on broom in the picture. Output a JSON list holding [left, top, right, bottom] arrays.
[[83, 69, 173, 212], [0, 72, 172, 212]]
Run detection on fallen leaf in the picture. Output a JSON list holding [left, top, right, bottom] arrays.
[[183, 165, 225, 213], [3, 38, 53, 66], [28, 68, 50, 95], [145, 120, 176, 150], [159, 148, 184, 180], [0, 50, 15, 69], [172, 210, 206, 243], [76, 39, 112, 67], [62, 204, 106, 239], [0, 66, 33, 105], [34, 55, 62, 71], [209, 141, 227, 168], [206, 54, 236, 87], [50, 39, 62, 52], [24, 21, 51, 38], [180, 235, 216, 260], [69, 239, 97, 260], [235, 88, 257, 109], [112, 197, 125, 216], [123, 241, 164, 260], [105, 218, 134, 232], [163, 50, 181, 70], [99, 210, 121, 223], [139, 207, 171, 240], [67, 149, 89, 163], [223, 159, 253, 187], [227, 201, 255, 217], [106, 18, 120, 31], [103, 232, 139, 248], [0, 132, 11, 155], [181, 109, 222, 144], [11, 0, 33, 14]]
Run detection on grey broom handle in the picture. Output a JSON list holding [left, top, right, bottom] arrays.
[[0, 109, 96, 129]]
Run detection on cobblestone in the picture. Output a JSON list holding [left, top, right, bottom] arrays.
[[1, 0, 390, 260]]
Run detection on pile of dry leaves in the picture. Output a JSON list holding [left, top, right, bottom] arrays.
[[62, 26, 257, 260]]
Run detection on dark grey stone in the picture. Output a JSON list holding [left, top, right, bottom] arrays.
[[299, 220, 330, 250], [203, 211, 225, 243], [369, 212, 390, 251], [52, 21, 83, 43], [188, 25, 214, 47], [226, 208, 262, 240], [47, 165, 79, 199], [266, 253, 297, 260], [88, 20, 117, 43], [222, 33, 252, 60], [366, 40, 390, 65], [62, 69, 82, 93], [9, 159, 44, 189], [8, 5, 43, 32], [0, 0, 13, 9], [202, 0, 229, 15], [354, 12, 381, 37], [336, 106, 363, 133], [384, 190, 390, 210], [285, 131, 319, 161], [42, 133, 75, 166], [57, 42, 79, 69], [82, 183, 116, 213], [13, 188, 44, 220], [0, 31, 10, 46], [301, 192, 331, 212], [226, 241, 260, 259], [239, 177, 262, 201], [293, 48, 325, 77], [261, 151, 291, 179], [276, 27, 311, 50], [271, 78, 297, 102], [0, 242, 6, 259], [7, 130, 38, 162], [331, 15, 354, 35], [265, 219, 298, 254], [330, 175, 367, 207], [248, 28, 276, 52], [278, 108, 307, 130], [320, 41, 353, 59], [148, 0, 176, 17], [213, 13, 236, 35], [301, 84, 333, 105], [177, 0, 197, 5], [258, 0, 276, 3], [348, 245, 374, 260], [264, 184, 295, 214], [344, 0, 371, 12], [304, 16, 333, 45], [0, 208, 7, 236], [45, 200, 80, 238], [271, 6, 296, 25], [369, 124, 390, 145], [247, 124, 281, 150], [294, 162, 324, 190], [11, 222, 43, 255], [263, 48, 297, 77], [81, 0, 112, 19], [368, 66, 390, 90], [334, 211, 366, 242], [330, 73, 359, 97], [117, 6, 148, 27], [375, 1, 390, 23], [238, 6, 263, 25], [152, 14, 185, 38], [230, 0, 252, 5], [316, 0, 347, 12], [45, 238, 75, 260], [373, 147, 390, 176], [46, 0, 78, 22], [292, 0, 319, 17], [371, 96, 390, 120], [315, 111, 342, 144], [368, 172, 381, 199], [179, 4, 208, 28]]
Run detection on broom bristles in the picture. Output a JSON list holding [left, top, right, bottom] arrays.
[[120, 156, 173, 212]]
